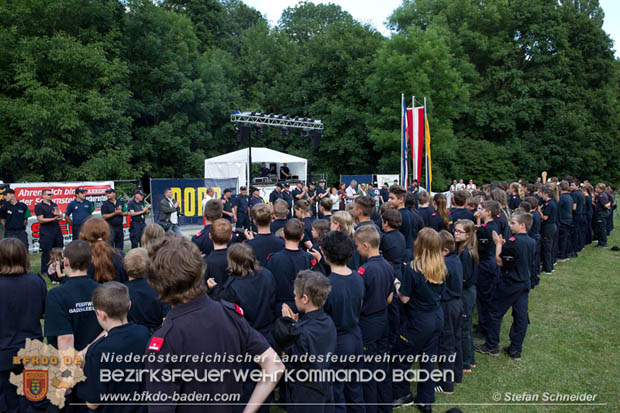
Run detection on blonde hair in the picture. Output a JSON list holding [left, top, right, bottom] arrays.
[[331, 211, 354, 237], [412, 228, 446, 284]]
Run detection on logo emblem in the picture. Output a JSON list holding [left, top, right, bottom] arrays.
[[24, 370, 48, 402], [148, 337, 164, 352]]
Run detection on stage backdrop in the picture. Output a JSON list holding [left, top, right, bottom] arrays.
[[339, 175, 373, 188], [151, 178, 238, 226]]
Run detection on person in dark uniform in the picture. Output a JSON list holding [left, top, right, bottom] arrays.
[[321, 231, 365, 412], [436, 231, 463, 393], [282, 183, 294, 218], [379, 183, 390, 205], [205, 219, 232, 287], [569, 180, 586, 252], [233, 186, 251, 230], [127, 190, 149, 248], [35, 188, 64, 276], [44, 240, 103, 351], [280, 163, 291, 180], [475, 212, 536, 360], [315, 180, 328, 217], [405, 193, 425, 246], [521, 199, 542, 288], [274, 270, 337, 412], [593, 183, 611, 248], [388, 185, 414, 262], [101, 188, 127, 250], [307, 182, 318, 217], [379, 208, 406, 347], [583, 183, 594, 245], [259, 162, 270, 177], [558, 181, 575, 260], [449, 190, 474, 232], [508, 183, 522, 211], [540, 188, 559, 272], [249, 187, 265, 209], [474, 201, 501, 340], [416, 191, 435, 228], [391, 228, 445, 411], [246, 204, 285, 266], [292, 181, 308, 202], [354, 226, 394, 411], [78, 282, 151, 413], [270, 199, 289, 235], [222, 188, 235, 224], [144, 236, 284, 412], [0, 188, 31, 248], [0, 238, 47, 413], [65, 187, 94, 241], [269, 183, 284, 206], [267, 219, 318, 316], [454, 219, 479, 373], [124, 248, 170, 333], [192, 199, 223, 257]]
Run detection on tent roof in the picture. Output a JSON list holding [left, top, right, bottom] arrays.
[[204, 147, 307, 164]]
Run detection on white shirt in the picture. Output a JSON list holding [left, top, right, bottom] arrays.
[[456, 183, 466, 191], [201, 195, 213, 211], [345, 187, 357, 203], [330, 194, 340, 211], [168, 198, 178, 224]]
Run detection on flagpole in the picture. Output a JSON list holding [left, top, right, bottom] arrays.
[[411, 96, 415, 183], [424, 97, 429, 193], [400, 93, 404, 186]]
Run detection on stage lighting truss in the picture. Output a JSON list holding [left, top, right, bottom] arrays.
[[231, 112, 324, 131]]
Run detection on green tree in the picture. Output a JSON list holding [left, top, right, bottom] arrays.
[[0, 0, 132, 182]]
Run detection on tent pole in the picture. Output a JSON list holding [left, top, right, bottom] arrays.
[[248, 127, 252, 191]]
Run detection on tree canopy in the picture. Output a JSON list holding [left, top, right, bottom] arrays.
[[1, 0, 618, 188]]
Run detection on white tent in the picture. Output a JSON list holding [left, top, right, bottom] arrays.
[[204, 147, 307, 190]]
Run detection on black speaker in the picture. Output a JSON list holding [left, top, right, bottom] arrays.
[[311, 130, 322, 147], [236, 125, 251, 143]]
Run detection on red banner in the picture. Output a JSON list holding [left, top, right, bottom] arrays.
[[9, 181, 114, 214]]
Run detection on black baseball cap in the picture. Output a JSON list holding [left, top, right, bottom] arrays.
[[134, 189, 144, 195], [105, 188, 115, 193], [250, 187, 259, 193], [223, 188, 232, 194], [319, 179, 326, 183], [240, 186, 247, 191], [276, 183, 283, 188], [75, 187, 86, 194], [4, 188, 15, 194]]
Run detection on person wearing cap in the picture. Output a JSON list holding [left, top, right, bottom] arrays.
[[292, 181, 307, 201], [65, 188, 94, 240], [35, 189, 64, 277], [259, 162, 269, 177], [315, 180, 328, 217], [282, 183, 294, 219], [233, 186, 250, 230], [307, 182, 318, 217], [101, 188, 128, 250], [0, 188, 31, 248], [269, 183, 284, 207], [221, 189, 234, 224], [128, 190, 149, 248]]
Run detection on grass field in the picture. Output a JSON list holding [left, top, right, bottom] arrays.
[[30, 219, 620, 412]]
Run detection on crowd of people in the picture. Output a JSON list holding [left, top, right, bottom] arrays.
[[0, 176, 617, 413]]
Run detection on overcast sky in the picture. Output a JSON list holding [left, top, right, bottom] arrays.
[[243, 0, 619, 57]]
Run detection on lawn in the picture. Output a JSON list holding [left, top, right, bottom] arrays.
[[30, 219, 620, 412]]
